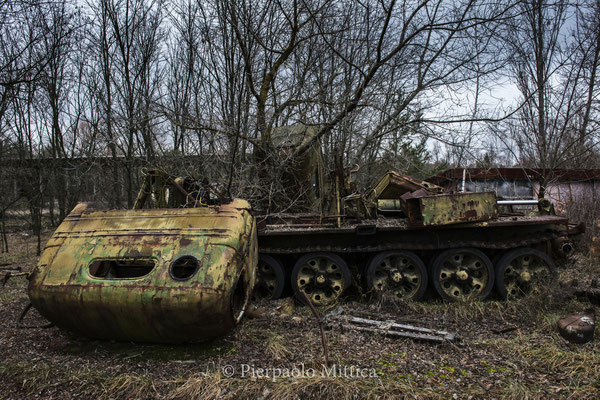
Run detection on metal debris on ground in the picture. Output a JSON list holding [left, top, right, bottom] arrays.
[[557, 309, 596, 344], [325, 308, 457, 343], [300, 290, 330, 367]]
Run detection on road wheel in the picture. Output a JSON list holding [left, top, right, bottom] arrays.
[[253, 255, 285, 300], [366, 251, 427, 301], [495, 248, 556, 300], [431, 248, 494, 301], [291, 252, 350, 306]]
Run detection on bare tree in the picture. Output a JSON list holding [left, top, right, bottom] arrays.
[[91, 0, 166, 206], [154, 0, 524, 210], [501, 0, 600, 196], [6, 0, 598, 224], [37, 1, 81, 221]]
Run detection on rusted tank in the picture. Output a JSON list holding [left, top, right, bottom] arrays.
[[27, 199, 257, 343], [255, 171, 584, 305]]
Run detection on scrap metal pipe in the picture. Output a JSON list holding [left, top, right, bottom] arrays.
[[497, 200, 540, 205]]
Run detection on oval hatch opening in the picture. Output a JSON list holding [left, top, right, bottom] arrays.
[[170, 256, 200, 280], [89, 259, 155, 279]]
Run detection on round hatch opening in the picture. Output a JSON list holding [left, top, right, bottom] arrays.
[[170, 256, 200, 280]]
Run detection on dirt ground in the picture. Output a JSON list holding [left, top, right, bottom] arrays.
[[1, 232, 599, 399]]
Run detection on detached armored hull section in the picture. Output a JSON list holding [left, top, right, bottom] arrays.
[[28, 199, 257, 343]]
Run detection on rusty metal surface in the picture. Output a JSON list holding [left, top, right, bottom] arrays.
[[257, 214, 568, 254], [259, 214, 568, 235], [557, 312, 595, 344], [27, 199, 257, 343], [370, 171, 443, 199], [344, 171, 445, 219], [376, 199, 404, 211], [405, 192, 498, 226]]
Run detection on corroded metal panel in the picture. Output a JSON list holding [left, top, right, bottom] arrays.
[[27, 199, 257, 343], [369, 171, 444, 200], [405, 192, 498, 227], [557, 313, 595, 344]]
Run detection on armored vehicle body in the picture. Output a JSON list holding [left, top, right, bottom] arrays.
[[26, 164, 582, 344], [28, 199, 257, 343], [254, 171, 582, 305]]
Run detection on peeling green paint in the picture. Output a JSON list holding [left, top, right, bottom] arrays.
[[406, 192, 498, 226], [27, 199, 257, 344]]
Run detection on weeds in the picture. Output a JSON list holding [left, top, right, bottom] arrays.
[[2, 232, 600, 399], [266, 333, 294, 362]]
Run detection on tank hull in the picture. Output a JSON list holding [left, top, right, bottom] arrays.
[[258, 214, 569, 254], [254, 212, 579, 304]]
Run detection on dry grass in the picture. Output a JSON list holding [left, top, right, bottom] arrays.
[[166, 373, 230, 400], [1, 231, 600, 399], [270, 375, 376, 399], [266, 333, 294, 362]]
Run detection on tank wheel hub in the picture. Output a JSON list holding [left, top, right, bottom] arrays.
[[520, 270, 532, 282], [391, 270, 403, 283], [497, 249, 556, 299], [456, 270, 469, 281], [257, 264, 278, 293], [316, 274, 327, 284], [253, 255, 285, 301]]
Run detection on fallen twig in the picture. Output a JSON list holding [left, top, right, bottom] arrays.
[[491, 326, 518, 334]]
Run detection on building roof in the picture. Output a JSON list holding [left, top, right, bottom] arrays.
[[427, 167, 600, 186]]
